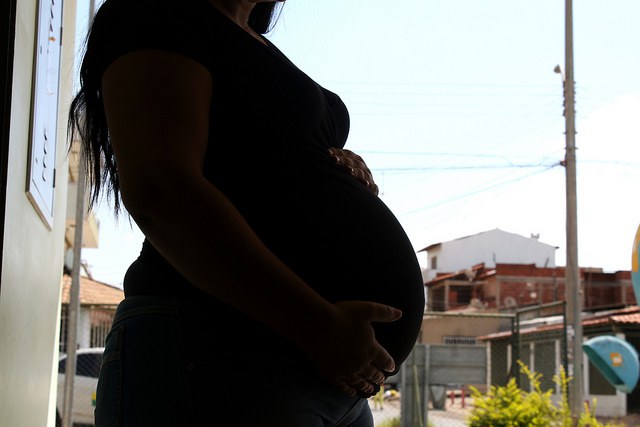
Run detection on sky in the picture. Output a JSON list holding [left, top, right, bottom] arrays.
[[80, 0, 640, 287]]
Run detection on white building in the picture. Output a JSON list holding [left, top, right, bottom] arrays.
[[419, 228, 558, 282]]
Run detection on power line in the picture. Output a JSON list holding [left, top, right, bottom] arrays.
[[372, 162, 560, 172], [394, 165, 558, 217]]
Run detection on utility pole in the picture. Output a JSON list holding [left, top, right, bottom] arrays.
[[62, 4, 95, 426], [62, 148, 86, 427], [558, 0, 583, 418]]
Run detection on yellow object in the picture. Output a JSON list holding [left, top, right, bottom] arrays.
[[610, 352, 623, 367], [372, 384, 385, 410]]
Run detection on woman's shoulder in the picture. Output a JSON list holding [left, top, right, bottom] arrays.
[[94, 0, 226, 42], [90, 0, 230, 76]]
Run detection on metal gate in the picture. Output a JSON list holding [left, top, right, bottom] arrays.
[[396, 302, 567, 427]]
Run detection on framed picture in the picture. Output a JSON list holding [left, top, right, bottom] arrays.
[[26, 0, 63, 229]]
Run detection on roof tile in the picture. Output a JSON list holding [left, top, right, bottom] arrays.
[[60, 274, 124, 307]]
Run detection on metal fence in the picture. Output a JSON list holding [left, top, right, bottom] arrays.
[[370, 302, 568, 427], [57, 305, 113, 426]]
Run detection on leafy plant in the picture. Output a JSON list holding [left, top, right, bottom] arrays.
[[577, 399, 624, 427], [552, 364, 572, 427], [376, 417, 400, 427], [468, 360, 558, 426], [374, 416, 435, 427], [468, 361, 623, 427]]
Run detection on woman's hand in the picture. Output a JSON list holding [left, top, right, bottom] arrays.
[[300, 300, 402, 397], [328, 148, 379, 196]]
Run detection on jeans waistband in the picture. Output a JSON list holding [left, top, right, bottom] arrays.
[[112, 296, 182, 326]]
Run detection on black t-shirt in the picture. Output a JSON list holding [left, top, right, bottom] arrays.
[[89, 0, 424, 367]]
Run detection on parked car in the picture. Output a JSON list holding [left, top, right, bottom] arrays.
[[56, 347, 104, 427]]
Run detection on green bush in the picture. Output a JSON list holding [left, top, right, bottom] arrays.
[[467, 361, 623, 427], [468, 361, 558, 426], [376, 417, 400, 427], [375, 416, 435, 427]]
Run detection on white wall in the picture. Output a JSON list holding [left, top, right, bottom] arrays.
[[0, 0, 77, 425], [424, 229, 557, 281], [78, 308, 93, 349]]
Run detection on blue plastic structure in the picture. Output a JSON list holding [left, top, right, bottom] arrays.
[[582, 335, 639, 393]]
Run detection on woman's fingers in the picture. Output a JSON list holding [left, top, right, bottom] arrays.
[[310, 300, 402, 397], [328, 148, 378, 195], [365, 368, 387, 385], [363, 301, 403, 324], [330, 149, 368, 173], [333, 380, 357, 397], [355, 382, 375, 396]]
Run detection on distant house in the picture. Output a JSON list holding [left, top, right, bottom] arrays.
[[419, 228, 558, 282], [415, 229, 638, 419], [59, 274, 124, 352], [425, 262, 634, 313]]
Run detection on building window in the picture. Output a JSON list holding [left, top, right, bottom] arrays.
[[431, 256, 438, 269]]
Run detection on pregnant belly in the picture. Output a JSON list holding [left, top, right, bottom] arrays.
[[342, 221, 425, 369], [268, 197, 425, 368], [233, 160, 426, 367]]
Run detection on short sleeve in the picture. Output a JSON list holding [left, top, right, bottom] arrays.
[[90, 0, 219, 77]]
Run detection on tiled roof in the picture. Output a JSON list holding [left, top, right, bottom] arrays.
[[426, 263, 493, 286], [582, 312, 640, 327], [478, 323, 565, 340], [581, 306, 640, 327], [61, 274, 124, 307], [612, 313, 640, 324], [479, 306, 640, 340]]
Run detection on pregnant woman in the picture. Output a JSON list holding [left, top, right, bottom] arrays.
[[69, 0, 425, 425]]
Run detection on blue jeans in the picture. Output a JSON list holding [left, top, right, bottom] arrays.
[[95, 296, 373, 426]]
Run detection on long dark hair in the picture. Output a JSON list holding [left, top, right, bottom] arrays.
[[68, 1, 282, 214], [249, 2, 281, 34]]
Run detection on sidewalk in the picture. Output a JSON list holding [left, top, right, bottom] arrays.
[[369, 398, 400, 426], [370, 395, 640, 427], [369, 395, 472, 427]]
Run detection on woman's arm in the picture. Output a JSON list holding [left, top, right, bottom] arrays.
[[101, 50, 400, 396]]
